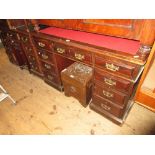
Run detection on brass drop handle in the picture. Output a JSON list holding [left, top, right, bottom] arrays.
[[105, 63, 119, 72], [47, 75, 54, 80], [44, 63, 51, 69], [101, 103, 111, 111], [41, 53, 48, 59], [104, 78, 116, 86], [38, 42, 45, 47], [74, 53, 85, 61], [102, 90, 114, 98], [22, 37, 28, 43], [56, 47, 65, 54]]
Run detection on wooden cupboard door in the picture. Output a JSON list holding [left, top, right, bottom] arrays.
[[75, 19, 144, 40]]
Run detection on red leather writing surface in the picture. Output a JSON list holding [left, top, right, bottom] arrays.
[[40, 27, 140, 55]]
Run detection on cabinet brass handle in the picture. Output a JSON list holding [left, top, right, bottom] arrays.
[[41, 53, 48, 59], [38, 42, 45, 47], [47, 75, 54, 80], [75, 53, 85, 61], [56, 47, 65, 54], [105, 63, 119, 72], [44, 64, 51, 69], [104, 78, 116, 86], [22, 37, 28, 43], [101, 103, 111, 111], [102, 90, 114, 98]]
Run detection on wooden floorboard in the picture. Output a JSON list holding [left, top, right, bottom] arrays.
[[0, 48, 155, 135]]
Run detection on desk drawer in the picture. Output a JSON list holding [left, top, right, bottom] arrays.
[[41, 61, 56, 75], [37, 49, 54, 64], [94, 82, 128, 107], [43, 71, 59, 84], [6, 32, 18, 40], [95, 55, 140, 80], [27, 55, 36, 62], [24, 45, 34, 56], [94, 69, 134, 95], [33, 37, 52, 51], [69, 47, 92, 64], [54, 43, 69, 56], [92, 94, 125, 118]]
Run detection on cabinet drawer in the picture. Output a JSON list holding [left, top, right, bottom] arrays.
[[41, 61, 56, 75], [94, 82, 128, 107], [24, 45, 34, 56], [95, 54, 140, 80], [33, 37, 52, 51], [43, 72, 59, 84], [92, 94, 125, 118], [63, 81, 81, 100], [29, 61, 39, 72], [69, 47, 92, 64], [6, 32, 18, 40], [54, 43, 69, 56], [94, 69, 134, 95], [27, 55, 36, 62], [37, 49, 54, 64]]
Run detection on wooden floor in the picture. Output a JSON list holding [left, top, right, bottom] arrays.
[[0, 48, 155, 135]]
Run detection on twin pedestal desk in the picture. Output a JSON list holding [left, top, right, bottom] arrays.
[[1, 26, 146, 125]]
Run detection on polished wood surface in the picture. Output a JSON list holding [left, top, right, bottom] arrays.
[[0, 19, 154, 125]]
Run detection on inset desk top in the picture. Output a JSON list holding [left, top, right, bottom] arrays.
[[40, 27, 140, 55]]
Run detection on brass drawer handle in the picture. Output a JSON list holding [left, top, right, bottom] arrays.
[[44, 63, 51, 69], [104, 78, 116, 86], [47, 75, 54, 81], [102, 90, 114, 98], [38, 42, 45, 47], [41, 53, 48, 59], [101, 103, 111, 111], [75, 53, 85, 61], [56, 47, 65, 54], [105, 63, 119, 72], [22, 37, 28, 43]]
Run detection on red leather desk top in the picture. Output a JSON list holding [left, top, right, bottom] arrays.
[[40, 27, 140, 55]]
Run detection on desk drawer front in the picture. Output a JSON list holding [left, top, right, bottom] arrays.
[[24, 45, 34, 56], [41, 61, 56, 74], [33, 37, 52, 51], [92, 95, 124, 118], [44, 71, 59, 84], [69, 48, 92, 64], [95, 55, 140, 80], [37, 50, 54, 63], [54, 43, 69, 56], [94, 69, 134, 94], [27, 55, 36, 62], [94, 82, 128, 107]]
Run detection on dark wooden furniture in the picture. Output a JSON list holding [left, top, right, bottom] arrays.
[[61, 62, 93, 107], [0, 19, 155, 125]]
